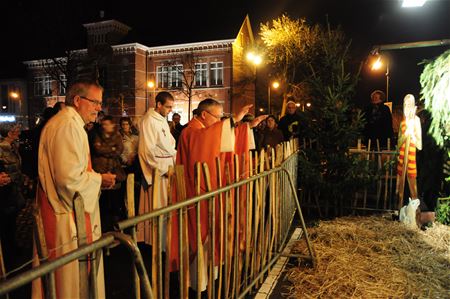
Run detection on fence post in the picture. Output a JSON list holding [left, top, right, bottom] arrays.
[[73, 192, 89, 299]]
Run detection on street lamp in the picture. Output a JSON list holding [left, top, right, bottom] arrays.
[[267, 81, 280, 114], [371, 54, 390, 102], [146, 80, 155, 111], [247, 51, 263, 113], [402, 0, 427, 7], [10, 92, 19, 99]]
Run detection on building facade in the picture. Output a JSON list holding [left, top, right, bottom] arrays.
[[23, 16, 255, 125], [0, 78, 28, 126]]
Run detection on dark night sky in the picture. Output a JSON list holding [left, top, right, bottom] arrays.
[[2, 0, 449, 106]]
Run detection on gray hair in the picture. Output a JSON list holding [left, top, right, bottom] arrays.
[[65, 79, 103, 107]]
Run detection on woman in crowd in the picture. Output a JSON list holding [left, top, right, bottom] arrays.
[[119, 117, 141, 215], [0, 122, 26, 268], [91, 116, 126, 231], [119, 117, 139, 172], [258, 115, 284, 150]]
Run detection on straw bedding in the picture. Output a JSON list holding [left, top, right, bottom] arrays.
[[285, 216, 450, 298]]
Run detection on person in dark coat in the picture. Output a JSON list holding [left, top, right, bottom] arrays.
[[0, 122, 25, 270], [91, 115, 126, 231], [278, 101, 302, 141], [258, 115, 284, 150], [363, 90, 394, 148], [170, 113, 184, 149]]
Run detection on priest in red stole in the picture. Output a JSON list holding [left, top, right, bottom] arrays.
[[32, 80, 116, 298], [172, 98, 265, 290]]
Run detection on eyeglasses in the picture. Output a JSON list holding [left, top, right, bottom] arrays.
[[204, 110, 227, 119], [80, 96, 103, 107]]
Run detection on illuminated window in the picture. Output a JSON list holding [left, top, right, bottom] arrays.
[[195, 63, 208, 87], [210, 62, 223, 86], [34, 76, 51, 96], [59, 74, 67, 95], [157, 66, 169, 88], [170, 65, 183, 88]]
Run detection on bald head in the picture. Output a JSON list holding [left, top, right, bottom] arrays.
[[196, 98, 223, 127]]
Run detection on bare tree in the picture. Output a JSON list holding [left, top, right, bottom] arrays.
[[162, 52, 213, 120]]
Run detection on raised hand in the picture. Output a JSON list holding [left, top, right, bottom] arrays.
[[250, 114, 269, 128], [233, 104, 253, 123]]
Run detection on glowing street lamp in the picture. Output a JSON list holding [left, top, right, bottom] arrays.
[[10, 92, 19, 99], [268, 81, 280, 114], [306, 102, 312, 108], [246, 52, 262, 65], [147, 81, 155, 88], [371, 56, 383, 71], [371, 54, 390, 102], [402, 0, 427, 7]]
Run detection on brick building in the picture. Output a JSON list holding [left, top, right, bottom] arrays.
[[24, 16, 255, 125]]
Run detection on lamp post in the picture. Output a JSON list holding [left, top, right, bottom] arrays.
[[267, 81, 280, 114], [246, 52, 262, 113], [9, 91, 22, 119], [147, 80, 155, 110], [371, 55, 390, 102]]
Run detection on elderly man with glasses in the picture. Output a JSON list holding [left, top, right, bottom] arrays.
[[171, 98, 266, 291], [33, 79, 115, 299]]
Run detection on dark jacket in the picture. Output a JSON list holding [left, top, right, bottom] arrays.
[[364, 103, 393, 147], [278, 113, 302, 141], [258, 127, 284, 150], [0, 140, 25, 214], [91, 131, 126, 183]]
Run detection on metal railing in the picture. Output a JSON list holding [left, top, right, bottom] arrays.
[[117, 140, 315, 299], [0, 139, 315, 299], [0, 232, 152, 298]]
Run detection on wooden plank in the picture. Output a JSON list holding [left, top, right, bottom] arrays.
[[194, 163, 205, 299], [224, 162, 233, 299], [201, 163, 215, 299], [164, 167, 174, 299], [174, 166, 190, 299], [151, 170, 161, 299], [215, 158, 224, 299], [73, 192, 89, 299]]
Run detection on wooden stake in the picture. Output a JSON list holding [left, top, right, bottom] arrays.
[[151, 170, 161, 299], [174, 166, 190, 299], [215, 158, 224, 299], [73, 192, 89, 299], [164, 167, 174, 299], [194, 162, 205, 298]]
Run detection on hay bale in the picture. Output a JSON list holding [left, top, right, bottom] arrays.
[[286, 216, 450, 298]]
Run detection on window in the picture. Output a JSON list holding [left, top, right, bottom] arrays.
[[43, 76, 51, 95], [210, 62, 223, 86], [170, 65, 183, 88], [59, 74, 67, 95], [195, 63, 208, 87], [34, 76, 51, 96], [34, 77, 43, 96], [157, 66, 169, 88]]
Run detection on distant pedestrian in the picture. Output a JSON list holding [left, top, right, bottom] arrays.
[[279, 100, 302, 141], [258, 115, 284, 149], [364, 90, 393, 148]]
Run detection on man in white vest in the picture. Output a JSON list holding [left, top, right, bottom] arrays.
[[137, 91, 177, 248], [33, 79, 116, 298]]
